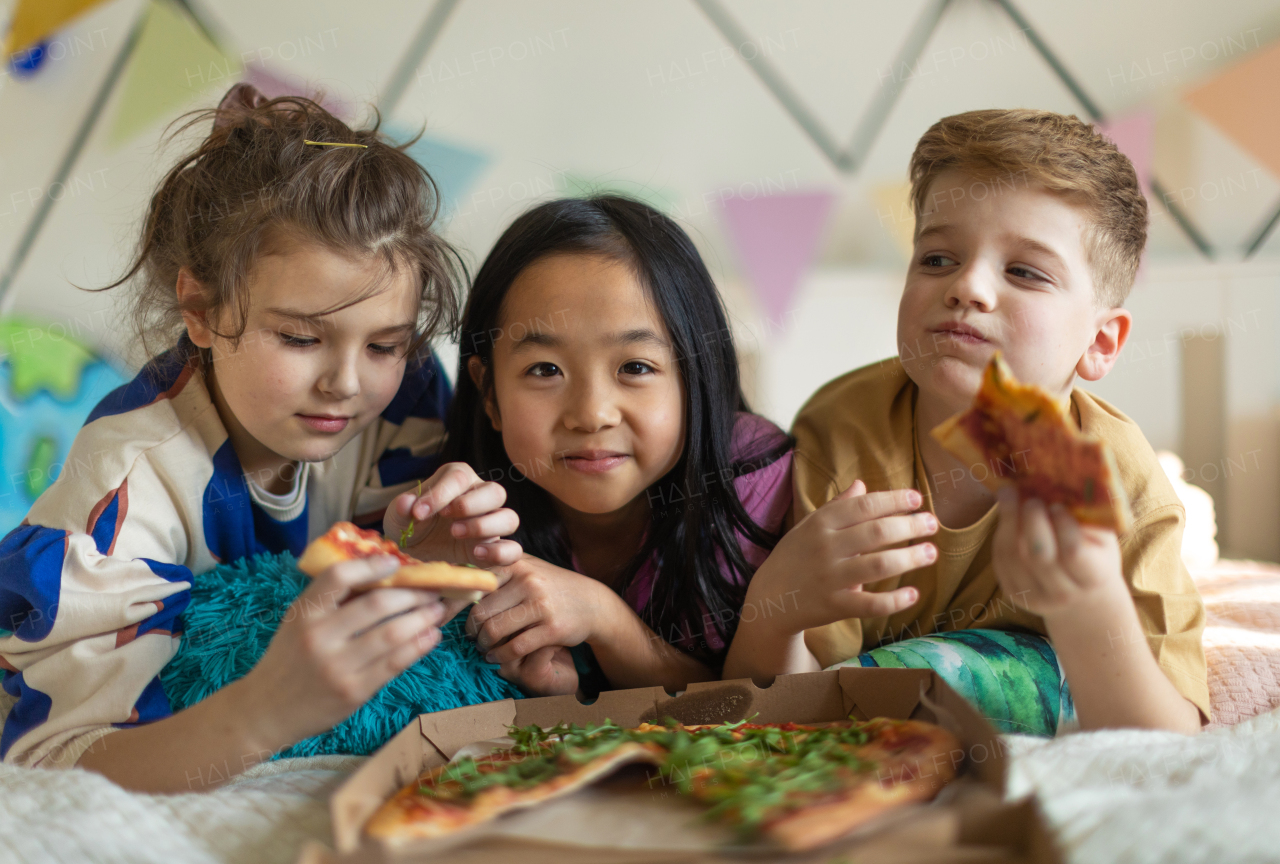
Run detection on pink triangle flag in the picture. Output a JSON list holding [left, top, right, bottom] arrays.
[[243, 64, 352, 119], [1098, 109, 1155, 191], [721, 191, 835, 325], [1097, 110, 1155, 279]]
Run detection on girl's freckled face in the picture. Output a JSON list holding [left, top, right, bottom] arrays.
[[198, 239, 419, 469], [478, 253, 686, 515]]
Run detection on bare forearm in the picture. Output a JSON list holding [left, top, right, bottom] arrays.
[[589, 612, 715, 692], [77, 678, 291, 793], [722, 577, 822, 681], [722, 618, 821, 682], [1045, 598, 1201, 734]]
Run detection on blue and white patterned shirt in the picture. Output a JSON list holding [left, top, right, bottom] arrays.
[[0, 339, 450, 768]]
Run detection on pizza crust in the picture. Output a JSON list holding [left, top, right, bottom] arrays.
[[762, 771, 940, 850], [297, 522, 498, 602], [930, 412, 994, 486], [760, 719, 960, 851], [364, 741, 666, 844]]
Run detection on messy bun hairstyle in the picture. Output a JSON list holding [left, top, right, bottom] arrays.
[[100, 83, 463, 365]]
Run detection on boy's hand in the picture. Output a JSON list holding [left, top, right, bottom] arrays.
[[465, 555, 627, 668], [494, 644, 580, 697], [991, 487, 1203, 734], [242, 556, 445, 744], [746, 480, 937, 637], [991, 486, 1129, 619], [383, 462, 522, 569]]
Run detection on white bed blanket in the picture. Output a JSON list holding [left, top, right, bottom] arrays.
[[1, 700, 1278, 863], [1006, 704, 1280, 863], [0, 749, 360, 864]]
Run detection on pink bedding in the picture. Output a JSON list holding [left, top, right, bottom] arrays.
[[1192, 559, 1280, 728]]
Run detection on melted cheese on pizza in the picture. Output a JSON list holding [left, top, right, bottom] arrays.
[[328, 522, 415, 566]]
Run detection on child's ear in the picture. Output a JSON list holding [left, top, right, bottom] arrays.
[[1076, 306, 1132, 382], [176, 268, 215, 349], [467, 355, 502, 432]]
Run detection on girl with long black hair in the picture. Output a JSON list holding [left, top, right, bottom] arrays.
[[444, 196, 793, 695]]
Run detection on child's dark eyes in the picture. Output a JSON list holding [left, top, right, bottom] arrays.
[[920, 254, 957, 268], [368, 343, 401, 356], [523, 361, 654, 378], [1007, 265, 1047, 282], [526, 362, 561, 378], [917, 254, 1047, 283]]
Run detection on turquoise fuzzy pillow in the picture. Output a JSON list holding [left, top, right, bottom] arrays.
[[160, 551, 523, 758]]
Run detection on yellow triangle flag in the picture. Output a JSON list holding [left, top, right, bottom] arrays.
[[107, 0, 241, 146], [1184, 41, 1280, 179], [4, 0, 108, 56], [870, 181, 915, 259]]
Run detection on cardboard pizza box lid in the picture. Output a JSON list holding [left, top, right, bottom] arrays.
[[327, 668, 1047, 863]]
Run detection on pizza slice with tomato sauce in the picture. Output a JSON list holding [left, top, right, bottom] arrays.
[[297, 521, 498, 602], [362, 717, 960, 852], [363, 723, 669, 844], [931, 352, 1133, 533]]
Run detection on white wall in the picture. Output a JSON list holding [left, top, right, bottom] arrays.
[[4, 0, 1280, 557], [7, 0, 1280, 370]]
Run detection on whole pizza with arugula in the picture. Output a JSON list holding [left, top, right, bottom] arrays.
[[364, 716, 961, 851]]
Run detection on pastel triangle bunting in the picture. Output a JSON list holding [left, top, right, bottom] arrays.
[[870, 181, 915, 258], [242, 64, 352, 119], [107, 0, 241, 146], [4, 0, 106, 56], [1098, 109, 1155, 190], [721, 191, 835, 324], [389, 125, 491, 215], [1184, 41, 1280, 178]]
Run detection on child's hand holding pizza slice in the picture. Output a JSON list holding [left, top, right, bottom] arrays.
[[931, 353, 1134, 619]]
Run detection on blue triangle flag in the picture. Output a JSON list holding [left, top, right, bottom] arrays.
[[388, 126, 490, 215]]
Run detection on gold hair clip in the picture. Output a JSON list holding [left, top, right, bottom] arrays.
[[304, 139, 368, 149]]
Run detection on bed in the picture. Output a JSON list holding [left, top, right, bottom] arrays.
[[2, 556, 1278, 864], [1002, 557, 1280, 864], [2, 455, 1278, 864]]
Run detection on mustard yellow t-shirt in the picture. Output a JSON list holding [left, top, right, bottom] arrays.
[[792, 357, 1211, 720]]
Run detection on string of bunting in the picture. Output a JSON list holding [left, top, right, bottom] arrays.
[[3, 0, 1278, 315]]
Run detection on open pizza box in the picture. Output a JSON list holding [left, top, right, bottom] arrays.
[[322, 668, 1062, 863]]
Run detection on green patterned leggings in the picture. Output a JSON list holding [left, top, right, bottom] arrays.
[[828, 629, 1076, 737]]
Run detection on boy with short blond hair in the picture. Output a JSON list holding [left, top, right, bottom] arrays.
[[724, 109, 1208, 733]]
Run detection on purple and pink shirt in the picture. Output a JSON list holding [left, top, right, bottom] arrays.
[[575, 413, 793, 654]]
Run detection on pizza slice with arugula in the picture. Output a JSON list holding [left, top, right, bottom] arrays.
[[663, 718, 960, 850]]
